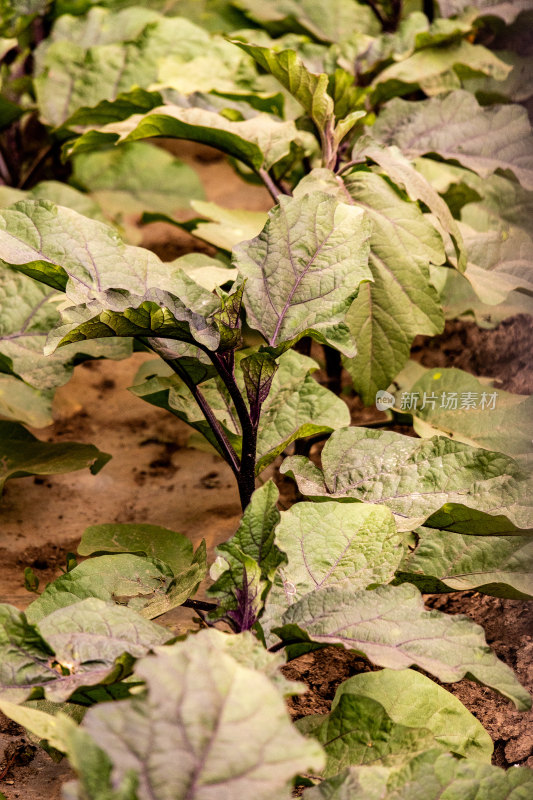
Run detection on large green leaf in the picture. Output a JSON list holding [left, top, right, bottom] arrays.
[[0, 421, 110, 493], [78, 523, 194, 575], [25, 554, 174, 623], [398, 527, 533, 599], [0, 267, 132, 391], [457, 222, 533, 303], [71, 104, 302, 171], [64, 629, 325, 799], [350, 137, 465, 269], [331, 669, 493, 761], [273, 583, 531, 709], [232, 0, 379, 41], [372, 91, 533, 190], [301, 694, 441, 776], [34, 9, 247, 126], [339, 169, 445, 403], [397, 366, 533, 464], [71, 142, 204, 217], [232, 41, 332, 125], [234, 191, 371, 354], [273, 502, 404, 603], [372, 40, 510, 101], [0, 599, 169, 703], [281, 427, 533, 533], [0, 200, 221, 351], [302, 749, 533, 799], [254, 349, 351, 471]]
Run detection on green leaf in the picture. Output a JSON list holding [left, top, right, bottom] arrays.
[[231, 41, 334, 130], [273, 583, 531, 709], [34, 9, 233, 127], [399, 366, 533, 464], [184, 200, 268, 251], [398, 527, 533, 599], [303, 694, 443, 776], [232, 0, 379, 42], [64, 629, 325, 798], [136, 541, 207, 620], [0, 421, 110, 493], [0, 200, 221, 351], [0, 374, 53, 427], [372, 91, 533, 190], [0, 603, 54, 703], [78, 523, 194, 575], [281, 427, 533, 533], [372, 40, 511, 101], [331, 669, 493, 761], [0, 267, 132, 392], [302, 749, 533, 799], [0, 699, 74, 753], [0, 599, 169, 703], [254, 349, 351, 472], [457, 222, 533, 303], [273, 502, 405, 603], [25, 554, 175, 623], [75, 105, 302, 172], [71, 142, 205, 217], [62, 87, 163, 130], [235, 191, 372, 354], [351, 136, 465, 270], [0, 180, 106, 222], [339, 170, 445, 404]]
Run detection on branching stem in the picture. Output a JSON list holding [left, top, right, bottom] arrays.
[[258, 167, 286, 201], [207, 351, 258, 512], [165, 356, 241, 479]]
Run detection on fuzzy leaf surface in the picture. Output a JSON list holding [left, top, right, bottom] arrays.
[[274, 583, 531, 709], [0, 599, 169, 703], [400, 367, 533, 464], [281, 427, 533, 533], [303, 749, 533, 799], [398, 527, 533, 599], [65, 629, 325, 799], [273, 502, 404, 604], [0, 200, 221, 351], [25, 554, 175, 624], [331, 669, 493, 761], [372, 91, 533, 190], [340, 170, 445, 403], [0, 268, 132, 391], [234, 192, 371, 354], [82, 105, 301, 171]]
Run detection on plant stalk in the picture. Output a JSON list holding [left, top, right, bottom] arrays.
[[165, 357, 241, 479], [208, 351, 258, 512]]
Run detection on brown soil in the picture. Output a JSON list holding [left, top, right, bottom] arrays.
[[1, 149, 532, 797]]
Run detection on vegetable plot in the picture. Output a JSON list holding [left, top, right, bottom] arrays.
[[0, 0, 532, 797]]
